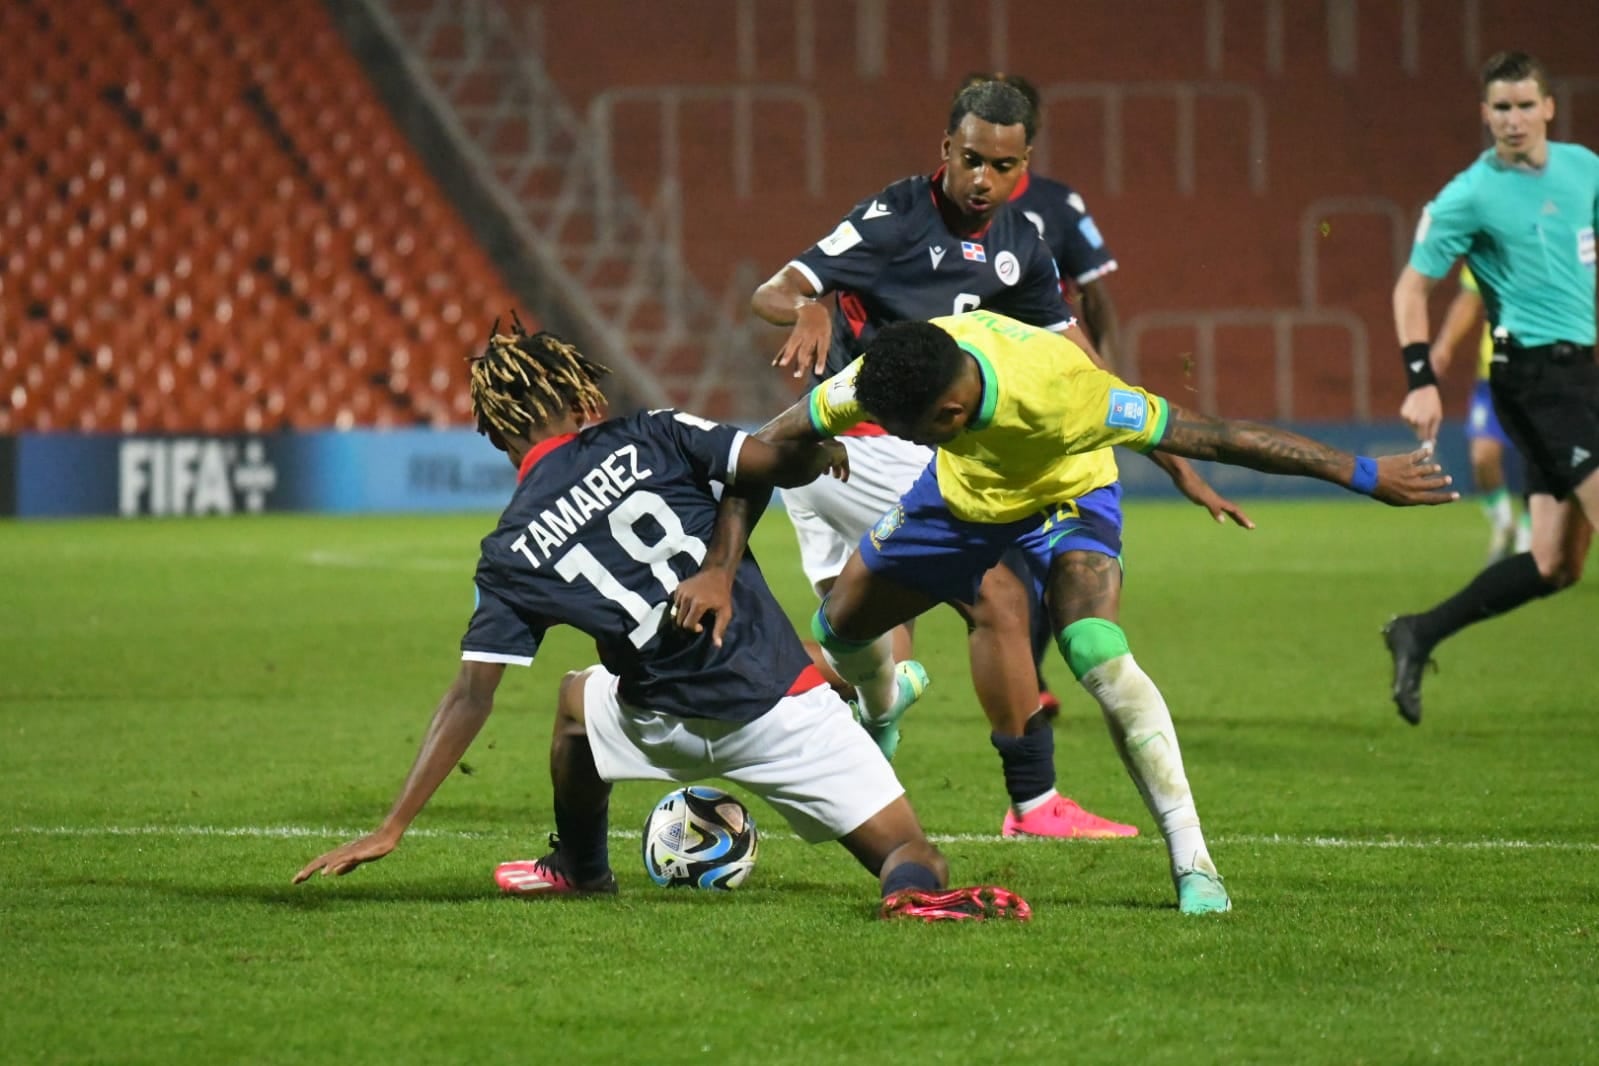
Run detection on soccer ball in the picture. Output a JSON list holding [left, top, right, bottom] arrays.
[[641, 786, 759, 890]]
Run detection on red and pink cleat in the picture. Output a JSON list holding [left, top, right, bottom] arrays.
[[881, 885, 1032, 922], [494, 838, 618, 897], [1001, 795, 1139, 839]]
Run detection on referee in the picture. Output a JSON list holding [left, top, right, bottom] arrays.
[[1385, 51, 1599, 724]]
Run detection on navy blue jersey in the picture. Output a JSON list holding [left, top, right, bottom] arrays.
[[790, 172, 1074, 375], [460, 409, 814, 724], [1009, 172, 1118, 295]]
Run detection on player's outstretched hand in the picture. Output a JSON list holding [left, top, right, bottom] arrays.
[[1178, 478, 1255, 530], [293, 829, 399, 884], [670, 569, 736, 647], [771, 302, 832, 379], [1372, 447, 1459, 507], [1399, 385, 1443, 445]]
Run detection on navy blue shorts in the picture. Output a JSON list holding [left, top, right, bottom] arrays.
[[856, 463, 1124, 606]]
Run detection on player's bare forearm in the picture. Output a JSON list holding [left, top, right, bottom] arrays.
[[292, 666, 500, 883], [751, 266, 818, 327], [376, 664, 502, 837], [700, 492, 757, 575], [1079, 281, 1122, 370], [1157, 404, 1354, 487], [755, 399, 826, 446], [1144, 449, 1192, 480], [1141, 444, 1256, 528]]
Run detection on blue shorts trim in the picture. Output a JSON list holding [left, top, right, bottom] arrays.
[[856, 464, 1124, 606], [1466, 380, 1510, 446]]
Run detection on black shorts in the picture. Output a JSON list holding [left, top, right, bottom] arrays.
[[1489, 344, 1599, 499]]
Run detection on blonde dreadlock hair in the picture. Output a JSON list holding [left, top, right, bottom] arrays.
[[468, 313, 610, 444]]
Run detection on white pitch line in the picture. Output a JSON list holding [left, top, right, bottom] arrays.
[[5, 825, 1599, 852]]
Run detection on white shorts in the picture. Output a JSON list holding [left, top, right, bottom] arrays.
[[778, 434, 934, 591], [579, 667, 905, 843]]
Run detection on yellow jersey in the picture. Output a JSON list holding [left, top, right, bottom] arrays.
[[1457, 267, 1494, 381], [807, 311, 1168, 523]]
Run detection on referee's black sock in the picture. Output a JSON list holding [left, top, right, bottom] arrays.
[[1411, 553, 1557, 648]]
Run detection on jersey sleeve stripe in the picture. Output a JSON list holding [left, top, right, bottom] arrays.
[[461, 651, 534, 666], [807, 386, 829, 435], [725, 430, 749, 485], [787, 259, 824, 294], [1073, 260, 1119, 285], [1134, 396, 1170, 453]]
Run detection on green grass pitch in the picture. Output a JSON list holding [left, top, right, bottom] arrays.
[[3, 500, 1597, 1064]]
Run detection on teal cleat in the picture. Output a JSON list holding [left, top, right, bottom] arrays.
[[1175, 867, 1232, 915], [855, 660, 930, 761]]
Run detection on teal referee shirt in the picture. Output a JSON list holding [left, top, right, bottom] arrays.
[[1410, 142, 1599, 346]]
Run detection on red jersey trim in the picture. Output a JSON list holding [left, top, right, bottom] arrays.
[[517, 433, 578, 482], [840, 422, 887, 437], [786, 664, 828, 695]]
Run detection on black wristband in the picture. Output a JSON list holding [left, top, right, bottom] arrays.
[[1402, 342, 1438, 391]]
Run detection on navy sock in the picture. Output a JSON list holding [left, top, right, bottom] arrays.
[[989, 711, 1056, 809], [1413, 553, 1557, 648], [553, 796, 611, 883], [881, 861, 942, 897]]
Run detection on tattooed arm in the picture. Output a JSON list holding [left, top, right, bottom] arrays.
[[1154, 403, 1458, 507]]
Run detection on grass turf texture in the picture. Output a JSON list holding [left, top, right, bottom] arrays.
[[3, 501, 1597, 1065]]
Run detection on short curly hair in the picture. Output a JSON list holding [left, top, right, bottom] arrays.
[[854, 321, 965, 425], [947, 80, 1036, 144]]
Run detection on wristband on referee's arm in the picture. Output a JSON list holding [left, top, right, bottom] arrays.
[[1348, 456, 1379, 496], [1402, 342, 1438, 391]]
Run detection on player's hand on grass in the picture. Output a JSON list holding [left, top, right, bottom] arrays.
[[670, 569, 736, 647], [293, 830, 399, 884], [771, 302, 833, 379], [1372, 447, 1459, 507], [1399, 385, 1443, 445]]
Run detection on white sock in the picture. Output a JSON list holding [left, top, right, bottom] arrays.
[[1080, 653, 1215, 877], [1015, 789, 1058, 816], [820, 632, 898, 721], [1514, 511, 1533, 553]]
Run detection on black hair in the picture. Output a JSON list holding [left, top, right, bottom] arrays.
[[1480, 51, 1550, 97], [947, 80, 1036, 144], [957, 72, 1041, 125], [468, 313, 609, 444], [855, 321, 966, 424]]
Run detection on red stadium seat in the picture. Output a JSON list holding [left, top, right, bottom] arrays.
[[0, 0, 526, 432]]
